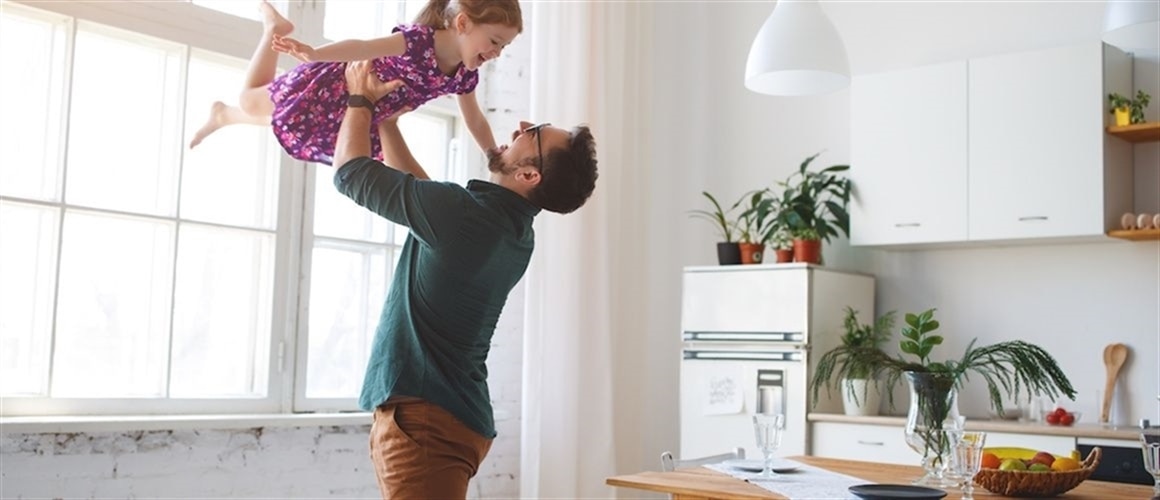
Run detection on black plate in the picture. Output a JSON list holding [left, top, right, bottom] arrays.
[[848, 484, 948, 500]]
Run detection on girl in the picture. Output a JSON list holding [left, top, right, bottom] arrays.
[[188, 0, 522, 165]]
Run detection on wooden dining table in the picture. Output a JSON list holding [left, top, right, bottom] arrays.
[[605, 456, 1154, 499]]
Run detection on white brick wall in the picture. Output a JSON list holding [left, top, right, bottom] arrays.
[[0, 18, 532, 500]]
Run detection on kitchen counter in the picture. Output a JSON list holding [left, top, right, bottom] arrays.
[[808, 413, 1144, 440]]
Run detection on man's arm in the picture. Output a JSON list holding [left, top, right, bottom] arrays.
[[334, 61, 403, 169]]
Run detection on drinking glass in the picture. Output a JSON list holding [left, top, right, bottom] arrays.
[[953, 431, 987, 500], [1142, 428, 1160, 498], [752, 413, 785, 479]]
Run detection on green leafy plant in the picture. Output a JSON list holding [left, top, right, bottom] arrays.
[[689, 191, 736, 243], [735, 190, 774, 244], [1108, 92, 1132, 112], [1108, 90, 1152, 124], [810, 307, 896, 404], [770, 228, 793, 251], [776, 152, 851, 243], [1130, 90, 1151, 124]]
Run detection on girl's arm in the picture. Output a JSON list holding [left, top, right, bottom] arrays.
[[456, 92, 498, 155], [376, 109, 432, 180], [272, 32, 406, 63]]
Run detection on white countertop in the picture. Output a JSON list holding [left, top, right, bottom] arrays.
[[807, 412, 1144, 441]]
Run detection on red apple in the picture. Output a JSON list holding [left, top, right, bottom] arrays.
[[1031, 451, 1056, 467]]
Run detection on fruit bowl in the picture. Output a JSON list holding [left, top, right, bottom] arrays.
[[973, 447, 1101, 497], [1041, 409, 1081, 426]]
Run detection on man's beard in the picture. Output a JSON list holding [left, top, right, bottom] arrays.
[[487, 152, 509, 173]]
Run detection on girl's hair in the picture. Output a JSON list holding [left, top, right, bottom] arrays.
[[413, 0, 524, 33]]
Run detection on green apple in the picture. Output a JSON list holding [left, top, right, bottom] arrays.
[[1028, 463, 1051, 472], [999, 458, 1028, 471]]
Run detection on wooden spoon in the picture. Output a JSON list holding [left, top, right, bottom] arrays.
[[1101, 343, 1129, 424]]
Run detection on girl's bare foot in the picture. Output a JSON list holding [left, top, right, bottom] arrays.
[[259, 0, 293, 36], [189, 101, 229, 148]]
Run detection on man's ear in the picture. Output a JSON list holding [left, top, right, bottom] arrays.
[[515, 167, 541, 187]]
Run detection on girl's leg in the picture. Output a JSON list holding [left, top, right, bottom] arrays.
[[189, 1, 293, 148]]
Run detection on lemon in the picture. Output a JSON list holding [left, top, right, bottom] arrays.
[[1051, 457, 1081, 471]]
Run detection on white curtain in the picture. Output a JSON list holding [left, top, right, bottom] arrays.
[[520, 1, 655, 498]]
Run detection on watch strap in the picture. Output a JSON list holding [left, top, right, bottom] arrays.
[[347, 94, 376, 112]]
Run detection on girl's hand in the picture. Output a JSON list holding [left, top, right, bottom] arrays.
[[381, 105, 412, 124], [271, 35, 318, 62]]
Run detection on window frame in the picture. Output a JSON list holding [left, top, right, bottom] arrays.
[[0, 0, 470, 417]]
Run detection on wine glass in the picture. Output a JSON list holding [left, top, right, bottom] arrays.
[[953, 431, 987, 500], [752, 413, 785, 479], [1142, 428, 1160, 498]]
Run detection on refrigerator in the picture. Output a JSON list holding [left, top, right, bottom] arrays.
[[679, 263, 875, 460]]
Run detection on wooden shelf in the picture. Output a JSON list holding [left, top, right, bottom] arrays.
[[1106, 122, 1160, 143], [1107, 228, 1160, 241]]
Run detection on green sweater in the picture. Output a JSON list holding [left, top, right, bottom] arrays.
[[334, 157, 539, 438]]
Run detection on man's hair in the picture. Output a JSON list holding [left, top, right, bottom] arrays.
[[527, 126, 598, 214]]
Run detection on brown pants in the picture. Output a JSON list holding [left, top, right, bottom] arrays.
[[369, 399, 493, 499]]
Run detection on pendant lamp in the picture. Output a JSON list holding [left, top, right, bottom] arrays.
[[1102, 0, 1159, 51], [744, 0, 850, 96]]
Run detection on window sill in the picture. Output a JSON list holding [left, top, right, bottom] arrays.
[[0, 412, 373, 435]]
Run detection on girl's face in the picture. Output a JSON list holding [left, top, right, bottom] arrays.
[[455, 15, 519, 70]]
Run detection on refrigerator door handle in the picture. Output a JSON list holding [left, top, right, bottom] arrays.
[[682, 350, 804, 362]]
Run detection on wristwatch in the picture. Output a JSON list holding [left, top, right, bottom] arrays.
[[346, 94, 376, 112]]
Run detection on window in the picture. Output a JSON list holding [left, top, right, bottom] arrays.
[[0, 0, 467, 416]]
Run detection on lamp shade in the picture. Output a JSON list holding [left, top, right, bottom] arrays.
[[1102, 0, 1159, 51], [744, 0, 850, 96]]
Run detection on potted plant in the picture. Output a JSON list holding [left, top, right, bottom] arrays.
[[1108, 92, 1132, 126], [690, 191, 740, 265], [809, 307, 896, 416], [734, 190, 771, 264], [810, 308, 1077, 487], [770, 228, 794, 263], [776, 152, 850, 264]]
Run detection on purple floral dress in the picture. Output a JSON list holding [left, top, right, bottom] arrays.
[[268, 24, 479, 165]]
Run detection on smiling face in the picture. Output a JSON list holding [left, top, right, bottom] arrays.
[[455, 16, 519, 70], [488, 121, 571, 175]]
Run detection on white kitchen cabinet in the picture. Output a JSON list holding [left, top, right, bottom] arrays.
[[968, 43, 1133, 241], [850, 61, 969, 246], [849, 42, 1134, 247], [810, 421, 919, 465]]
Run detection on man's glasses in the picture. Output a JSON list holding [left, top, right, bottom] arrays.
[[522, 122, 550, 171]]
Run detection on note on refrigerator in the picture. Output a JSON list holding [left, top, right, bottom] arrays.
[[703, 368, 744, 415]]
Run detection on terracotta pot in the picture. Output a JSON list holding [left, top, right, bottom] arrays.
[[738, 242, 764, 264], [716, 242, 741, 265], [793, 238, 822, 264], [774, 249, 793, 263]]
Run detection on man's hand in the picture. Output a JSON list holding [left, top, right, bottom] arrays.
[[345, 60, 405, 103]]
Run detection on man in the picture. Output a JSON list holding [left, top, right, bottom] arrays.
[[332, 60, 598, 499]]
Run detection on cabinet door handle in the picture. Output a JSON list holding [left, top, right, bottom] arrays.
[[893, 223, 921, 228], [1018, 216, 1048, 222], [856, 440, 885, 446]]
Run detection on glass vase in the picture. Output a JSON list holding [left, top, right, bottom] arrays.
[[903, 371, 962, 488]]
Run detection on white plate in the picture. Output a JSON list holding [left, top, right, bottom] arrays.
[[721, 458, 801, 473]]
